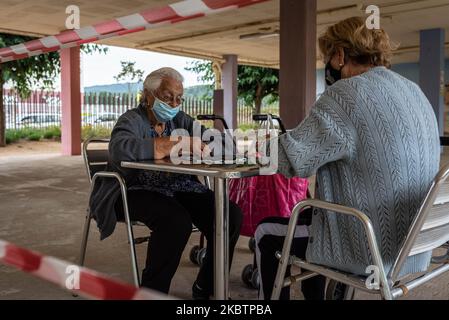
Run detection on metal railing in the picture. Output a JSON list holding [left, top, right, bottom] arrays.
[[3, 90, 256, 131]]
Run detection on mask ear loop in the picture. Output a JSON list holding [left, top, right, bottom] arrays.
[[147, 91, 163, 125]]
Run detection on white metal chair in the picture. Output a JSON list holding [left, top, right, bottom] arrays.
[[271, 162, 449, 300], [78, 138, 147, 287]]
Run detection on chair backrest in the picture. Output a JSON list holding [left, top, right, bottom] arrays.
[[82, 139, 110, 183], [390, 162, 449, 280]]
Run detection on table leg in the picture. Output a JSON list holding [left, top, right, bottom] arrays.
[[214, 177, 229, 300]]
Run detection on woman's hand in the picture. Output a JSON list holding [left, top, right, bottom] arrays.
[[188, 137, 211, 158], [154, 136, 210, 160], [154, 136, 177, 160]]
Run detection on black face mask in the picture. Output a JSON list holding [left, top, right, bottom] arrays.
[[325, 62, 342, 86]]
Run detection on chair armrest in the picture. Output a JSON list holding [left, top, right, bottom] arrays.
[[89, 171, 132, 225], [271, 199, 392, 299], [290, 199, 385, 272], [90, 171, 128, 200]]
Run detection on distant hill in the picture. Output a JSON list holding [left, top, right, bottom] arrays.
[[84, 82, 143, 94], [184, 84, 213, 98], [84, 82, 213, 98]]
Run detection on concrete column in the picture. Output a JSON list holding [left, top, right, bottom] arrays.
[[222, 55, 238, 129], [279, 0, 317, 129], [60, 46, 81, 156], [420, 28, 445, 136]]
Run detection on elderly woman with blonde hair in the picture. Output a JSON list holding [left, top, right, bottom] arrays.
[[255, 16, 440, 300]]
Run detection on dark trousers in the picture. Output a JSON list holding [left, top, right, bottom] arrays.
[[115, 189, 243, 294], [256, 208, 326, 300]]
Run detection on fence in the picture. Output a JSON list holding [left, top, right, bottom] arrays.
[[3, 90, 254, 130]]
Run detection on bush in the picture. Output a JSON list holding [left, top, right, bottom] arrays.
[[5, 130, 21, 144], [28, 133, 42, 141], [82, 125, 111, 141], [238, 123, 259, 132], [5, 128, 46, 144], [43, 131, 54, 139], [43, 126, 61, 140]]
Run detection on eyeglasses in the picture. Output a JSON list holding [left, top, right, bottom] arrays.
[[155, 92, 185, 106]]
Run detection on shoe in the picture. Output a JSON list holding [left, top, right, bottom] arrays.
[[192, 281, 211, 300]]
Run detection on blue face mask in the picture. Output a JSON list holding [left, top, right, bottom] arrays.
[[151, 96, 181, 123]]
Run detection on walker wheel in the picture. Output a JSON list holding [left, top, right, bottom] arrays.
[[197, 248, 207, 267], [190, 245, 201, 265], [250, 267, 260, 290], [242, 264, 255, 288], [248, 237, 256, 253]]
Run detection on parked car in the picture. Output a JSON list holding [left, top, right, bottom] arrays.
[[16, 114, 61, 128], [93, 113, 121, 127]]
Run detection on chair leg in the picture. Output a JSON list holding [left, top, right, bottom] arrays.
[[78, 210, 92, 267], [118, 180, 140, 287], [121, 200, 140, 287], [73, 211, 92, 298], [125, 221, 140, 287]]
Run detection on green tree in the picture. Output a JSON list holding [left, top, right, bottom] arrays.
[[114, 61, 144, 106], [0, 33, 107, 147], [185, 61, 279, 114]]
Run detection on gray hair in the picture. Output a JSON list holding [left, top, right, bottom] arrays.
[[143, 67, 184, 92]]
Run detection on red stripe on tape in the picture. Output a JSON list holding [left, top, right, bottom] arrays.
[[24, 40, 45, 52], [94, 20, 126, 35], [9, 53, 30, 61], [76, 37, 100, 45], [141, 6, 180, 23], [202, 0, 244, 9], [171, 13, 205, 24], [55, 30, 81, 44], [79, 271, 137, 300], [0, 47, 14, 57], [4, 244, 42, 272], [42, 46, 60, 53], [117, 26, 146, 36]]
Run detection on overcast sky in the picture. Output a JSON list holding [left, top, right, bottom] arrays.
[[4, 45, 208, 91], [80, 45, 208, 90]]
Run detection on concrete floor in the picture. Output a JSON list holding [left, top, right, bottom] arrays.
[[1, 151, 449, 300]]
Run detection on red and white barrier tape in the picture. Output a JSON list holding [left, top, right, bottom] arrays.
[[0, 0, 268, 63], [0, 240, 174, 300]]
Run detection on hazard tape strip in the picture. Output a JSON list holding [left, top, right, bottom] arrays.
[[0, 0, 268, 63], [0, 239, 174, 300]]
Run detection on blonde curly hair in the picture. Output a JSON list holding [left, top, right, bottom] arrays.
[[318, 16, 396, 68]]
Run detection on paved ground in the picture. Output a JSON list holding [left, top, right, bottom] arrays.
[[0, 141, 448, 300]]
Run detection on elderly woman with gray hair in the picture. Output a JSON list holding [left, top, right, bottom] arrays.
[[89, 67, 242, 299]]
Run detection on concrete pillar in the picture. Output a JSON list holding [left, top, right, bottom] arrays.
[[60, 46, 81, 156], [420, 28, 445, 136], [222, 55, 238, 129], [279, 0, 317, 129]]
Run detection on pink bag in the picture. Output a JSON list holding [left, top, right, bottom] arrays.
[[229, 175, 309, 237]]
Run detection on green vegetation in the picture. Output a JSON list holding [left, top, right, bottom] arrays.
[[5, 125, 112, 145], [5, 126, 61, 144], [43, 126, 61, 139], [0, 32, 108, 147], [184, 85, 213, 100], [185, 61, 279, 114], [81, 125, 112, 141], [237, 123, 260, 132]]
